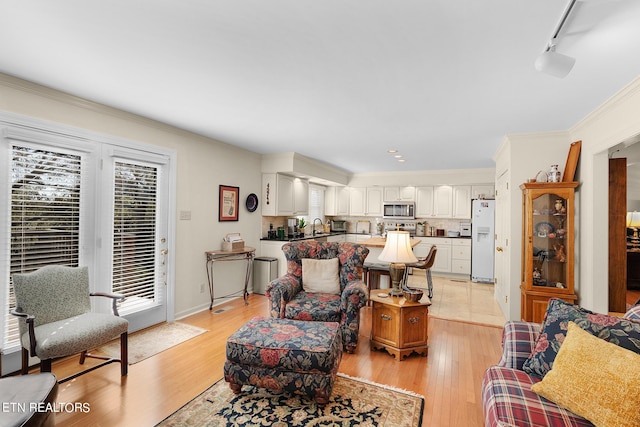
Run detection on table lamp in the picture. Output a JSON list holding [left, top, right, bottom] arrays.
[[627, 211, 640, 248], [378, 230, 417, 296]]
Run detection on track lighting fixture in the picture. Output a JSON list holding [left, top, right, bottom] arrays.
[[535, 0, 578, 78]]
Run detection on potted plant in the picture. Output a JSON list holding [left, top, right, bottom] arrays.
[[298, 218, 306, 234]]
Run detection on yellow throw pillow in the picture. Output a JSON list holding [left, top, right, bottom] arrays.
[[301, 258, 340, 294], [531, 322, 640, 427]]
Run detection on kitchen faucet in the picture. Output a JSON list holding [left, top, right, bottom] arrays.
[[312, 218, 323, 236]]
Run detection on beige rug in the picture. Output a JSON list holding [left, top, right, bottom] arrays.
[[98, 321, 207, 364], [156, 373, 424, 426]]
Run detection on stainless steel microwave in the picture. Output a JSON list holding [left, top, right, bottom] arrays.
[[383, 202, 415, 219]]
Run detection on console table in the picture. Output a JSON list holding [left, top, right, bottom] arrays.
[[205, 247, 255, 309]]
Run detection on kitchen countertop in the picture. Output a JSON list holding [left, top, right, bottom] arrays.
[[414, 235, 471, 239], [359, 237, 422, 248], [260, 231, 347, 242]]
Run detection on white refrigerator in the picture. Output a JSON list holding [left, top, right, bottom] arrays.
[[471, 199, 495, 283]]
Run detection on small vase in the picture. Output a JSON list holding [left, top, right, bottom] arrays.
[[547, 165, 561, 183]]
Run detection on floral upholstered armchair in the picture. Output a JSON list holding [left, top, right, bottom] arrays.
[[266, 241, 369, 353]]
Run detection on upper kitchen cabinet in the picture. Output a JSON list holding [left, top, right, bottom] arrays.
[[349, 187, 367, 216], [452, 185, 472, 219], [383, 186, 415, 201], [472, 184, 495, 200], [415, 186, 435, 217], [366, 187, 384, 216], [433, 185, 453, 217], [261, 173, 309, 216], [416, 185, 471, 219], [325, 186, 349, 216], [293, 178, 309, 214]]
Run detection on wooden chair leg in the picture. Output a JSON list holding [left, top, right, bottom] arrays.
[[21, 348, 29, 375], [79, 350, 87, 365], [120, 332, 128, 376], [40, 359, 52, 373]]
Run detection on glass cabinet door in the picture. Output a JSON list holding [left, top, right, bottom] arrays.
[[531, 193, 568, 289]]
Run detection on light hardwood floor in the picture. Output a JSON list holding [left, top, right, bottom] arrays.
[[43, 277, 504, 427]]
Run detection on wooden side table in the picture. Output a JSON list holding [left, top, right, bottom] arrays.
[[369, 292, 431, 360]]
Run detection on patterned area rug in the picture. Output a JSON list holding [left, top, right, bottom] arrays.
[[156, 373, 424, 426], [98, 321, 207, 364]]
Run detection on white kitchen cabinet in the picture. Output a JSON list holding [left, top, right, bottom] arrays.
[[260, 241, 287, 277], [451, 239, 471, 275], [433, 185, 453, 218], [293, 178, 309, 214], [324, 186, 337, 215], [275, 174, 309, 216], [413, 237, 471, 275], [276, 174, 295, 215], [336, 187, 350, 216], [349, 187, 367, 216], [415, 186, 435, 217], [326, 186, 350, 216], [383, 186, 415, 201], [472, 185, 495, 200], [366, 187, 383, 216], [452, 185, 472, 219]]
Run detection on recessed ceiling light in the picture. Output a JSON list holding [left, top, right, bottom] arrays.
[[394, 155, 403, 159], [398, 159, 406, 163], [387, 150, 398, 154]]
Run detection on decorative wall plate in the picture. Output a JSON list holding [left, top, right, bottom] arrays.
[[245, 193, 259, 212]]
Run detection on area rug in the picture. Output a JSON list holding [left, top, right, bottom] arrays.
[[156, 373, 424, 426], [98, 321, 207, 364]]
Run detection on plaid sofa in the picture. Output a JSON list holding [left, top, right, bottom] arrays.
[[481, 305, 640, 427]]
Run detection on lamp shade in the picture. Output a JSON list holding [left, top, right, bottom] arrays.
[[534, 50, 575, 78], [378, 231, 418, 264], [627, 211, 640, 227]]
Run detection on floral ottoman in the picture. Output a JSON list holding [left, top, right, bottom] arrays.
[[223, 316, 343, 407]]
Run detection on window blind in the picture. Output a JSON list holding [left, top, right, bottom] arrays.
[[3, 145, 81, 351], [308, 185, 325, 227], [112, 161, 159, 313]]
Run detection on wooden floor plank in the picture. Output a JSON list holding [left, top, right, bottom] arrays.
[[29, 292, 502, 427]]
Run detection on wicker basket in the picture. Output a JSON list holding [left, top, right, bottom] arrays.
[[403, 289, 424, 302]]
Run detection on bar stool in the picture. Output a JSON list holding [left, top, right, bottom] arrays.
[[404, 245, 437, 298]]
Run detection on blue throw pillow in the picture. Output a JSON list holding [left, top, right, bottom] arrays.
[[522, 298, 640, 378]]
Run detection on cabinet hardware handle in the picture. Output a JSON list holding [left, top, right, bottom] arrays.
[[381, 314, 392, 321], [408, 317, 420, 324], [496, 247, 503, 252]]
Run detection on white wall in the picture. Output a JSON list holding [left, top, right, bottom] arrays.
[[495, 131, 572, 320], [495, 75, 640, 318], [0, 74, 263, 319], [569, 76, 640, 313], [348, 168, 495, 187]]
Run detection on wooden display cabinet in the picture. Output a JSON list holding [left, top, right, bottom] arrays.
[[520, 182, 579, 323]]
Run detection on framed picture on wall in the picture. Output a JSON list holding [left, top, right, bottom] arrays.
[[219, 185, 239, 221]]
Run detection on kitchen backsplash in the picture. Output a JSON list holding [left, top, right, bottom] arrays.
[[262, 215, 468, 237]]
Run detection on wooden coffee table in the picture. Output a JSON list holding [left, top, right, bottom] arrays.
[[369, 292, 431, 360]]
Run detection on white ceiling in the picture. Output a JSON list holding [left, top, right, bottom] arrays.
[[1, 0, 640, 174]]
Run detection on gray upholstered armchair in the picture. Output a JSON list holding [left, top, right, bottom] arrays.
[[266, 241, 369, 353], [11, 265, 129, 382]]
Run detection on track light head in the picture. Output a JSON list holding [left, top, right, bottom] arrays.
[[535, 49, 576, 78]]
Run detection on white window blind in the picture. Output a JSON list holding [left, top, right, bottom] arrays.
[[4, 145, 82, 351], [308, 185, 325, 227], [112, 161, 159, 313]]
